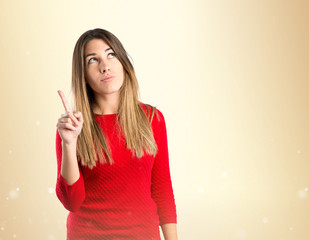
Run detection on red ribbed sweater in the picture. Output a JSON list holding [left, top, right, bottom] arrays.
[[55, 104, 177, 240]]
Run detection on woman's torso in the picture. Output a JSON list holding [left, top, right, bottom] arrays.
[[66, 113, 161, 240]]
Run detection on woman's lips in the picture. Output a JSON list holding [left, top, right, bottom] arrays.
[[101, 76, 114, 82]]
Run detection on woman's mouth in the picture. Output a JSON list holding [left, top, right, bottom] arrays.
[[101, 76, 114, 82]]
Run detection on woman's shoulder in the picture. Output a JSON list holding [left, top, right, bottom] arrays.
[[139, 102, 164, 124]]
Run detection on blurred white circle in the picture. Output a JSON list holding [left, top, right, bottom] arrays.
[[48, 187, 55, 194], [9, 190, 19, 200], [262, 217, 269, 223]]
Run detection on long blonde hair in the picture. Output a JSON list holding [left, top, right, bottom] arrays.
[[71, 28, 160, 169]]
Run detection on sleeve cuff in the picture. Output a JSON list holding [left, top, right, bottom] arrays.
[[56, 170, 85, 212]]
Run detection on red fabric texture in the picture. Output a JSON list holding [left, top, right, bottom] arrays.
[[55, 104, 177, 240]]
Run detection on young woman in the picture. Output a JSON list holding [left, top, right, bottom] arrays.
[[55, 28, 177, 240]]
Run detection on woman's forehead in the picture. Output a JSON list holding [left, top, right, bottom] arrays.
[[84, 39, 111, 54]]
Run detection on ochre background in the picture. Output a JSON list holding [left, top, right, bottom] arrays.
[[1, 0, 309, 239]]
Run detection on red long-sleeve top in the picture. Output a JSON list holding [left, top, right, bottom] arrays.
[[55, 104, 177, 240]]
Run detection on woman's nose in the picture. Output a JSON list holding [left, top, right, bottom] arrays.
[[99, 61, 110, 73]]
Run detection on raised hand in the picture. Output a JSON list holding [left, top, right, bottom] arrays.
[[56, 90, 83, 144]]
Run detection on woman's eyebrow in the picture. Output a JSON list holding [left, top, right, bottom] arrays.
[[84, 48, 113, 59], [85, 53, 96, 59]]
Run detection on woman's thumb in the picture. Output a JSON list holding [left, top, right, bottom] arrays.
[[74, 111, 81, 117]]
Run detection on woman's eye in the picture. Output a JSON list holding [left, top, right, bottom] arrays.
[[108, 53, 115, 58], [88, 58, 97, 64]]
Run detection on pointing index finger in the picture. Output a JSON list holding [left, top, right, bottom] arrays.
[[57, 90, 79, 126], [58, 90, 72, 113]]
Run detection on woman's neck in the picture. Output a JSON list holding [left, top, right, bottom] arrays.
[[93, 92, 120, 115]]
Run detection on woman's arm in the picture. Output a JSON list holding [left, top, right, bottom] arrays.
[[161, 223, 178, 240], [150, 108, 178, 232], [55, 90, 85, 212]]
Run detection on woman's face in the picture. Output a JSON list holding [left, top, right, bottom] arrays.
[[84, 39, 124, 97]]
